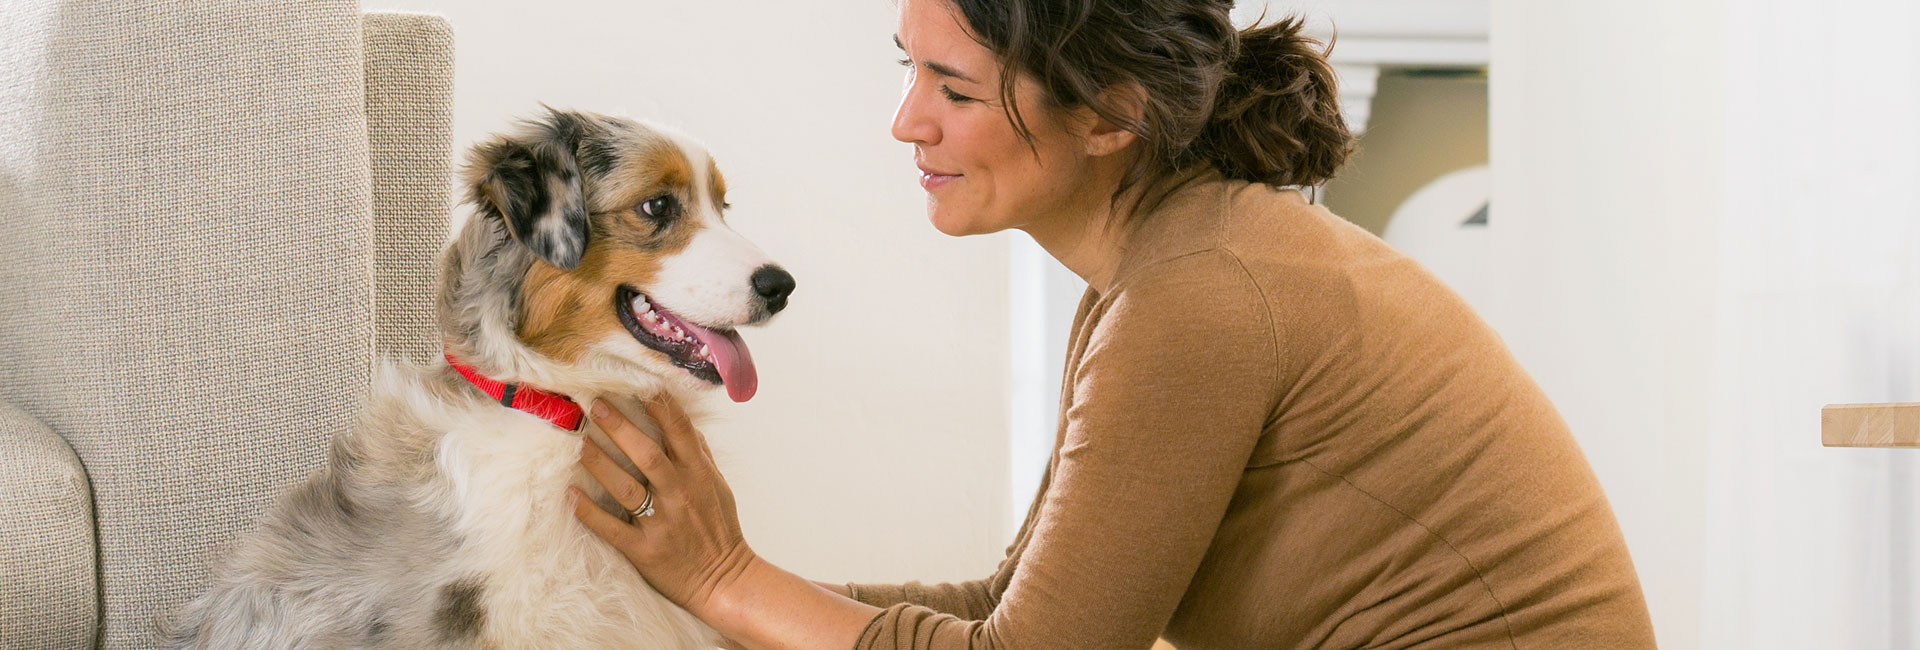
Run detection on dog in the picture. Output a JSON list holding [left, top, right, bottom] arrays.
[[163, 108, 794, 649]]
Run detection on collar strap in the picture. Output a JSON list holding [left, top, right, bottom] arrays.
[[444, 351, 585, 432]]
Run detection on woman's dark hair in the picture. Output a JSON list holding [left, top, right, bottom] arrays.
[[948, 0, 1353, 216]]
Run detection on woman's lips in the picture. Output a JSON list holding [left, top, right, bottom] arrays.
[[919, 170, 960, 191]]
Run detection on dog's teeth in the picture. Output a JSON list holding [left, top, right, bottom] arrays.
[[699, 345, 709, 357]]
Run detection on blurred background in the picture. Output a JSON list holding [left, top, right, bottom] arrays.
[[354, 0, 1920, 647]]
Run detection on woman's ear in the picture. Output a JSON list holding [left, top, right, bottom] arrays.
[[1082, 83, 1146, 157]]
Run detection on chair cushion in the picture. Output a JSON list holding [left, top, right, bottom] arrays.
[[0, 402, 96, 650]]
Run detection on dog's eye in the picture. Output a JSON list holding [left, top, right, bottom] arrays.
[[636, 195, 680, 221]]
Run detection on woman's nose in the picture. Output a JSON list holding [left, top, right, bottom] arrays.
[[891, 82, 937, 145]]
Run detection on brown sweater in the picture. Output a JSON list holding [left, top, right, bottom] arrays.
[[847, 177, 1656, 649]]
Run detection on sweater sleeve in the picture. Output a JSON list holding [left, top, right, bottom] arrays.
[[845, 579, 999, 620], [853, 251, 1277, 650]]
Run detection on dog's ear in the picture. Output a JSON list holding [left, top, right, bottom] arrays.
[[466, 116, 592, 271]]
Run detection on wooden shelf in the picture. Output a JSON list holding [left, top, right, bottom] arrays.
[[1823, 403, 1920, 448]]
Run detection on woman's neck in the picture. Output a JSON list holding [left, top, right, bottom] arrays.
[[1021, 209, 1121, 293], [1018, 161, 1143, 293]]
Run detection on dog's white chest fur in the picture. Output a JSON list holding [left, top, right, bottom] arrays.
[[432, 398, 717, 650]]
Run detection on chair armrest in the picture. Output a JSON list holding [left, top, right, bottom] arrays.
[[0, 402, 97, 649], [364, 11, 456, 366]]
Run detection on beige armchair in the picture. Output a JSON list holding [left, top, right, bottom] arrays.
[[0, 2, 453, 647]]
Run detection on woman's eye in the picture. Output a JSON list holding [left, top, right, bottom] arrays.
[[636, 195, 679, 220], [896, 57, 911, 67], [939, 86, 975, 103]]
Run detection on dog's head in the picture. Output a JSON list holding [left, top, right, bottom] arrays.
[[437, 108, 792, 402]]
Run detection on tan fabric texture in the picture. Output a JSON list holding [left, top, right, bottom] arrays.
[[0, 3, 96, 648], [850, 177, 1656, 649], [0, 2, 450, 647], [0, 403, 96, 650], [364, 13, 454, 366]]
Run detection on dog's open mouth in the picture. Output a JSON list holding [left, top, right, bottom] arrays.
[[615, 286, 758, 402]]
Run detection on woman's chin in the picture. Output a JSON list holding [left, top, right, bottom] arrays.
[[927, 201, 1016, 238], [927, 205, 980, 237]]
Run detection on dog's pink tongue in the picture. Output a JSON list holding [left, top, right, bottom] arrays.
[[687, 325, 757, 402]]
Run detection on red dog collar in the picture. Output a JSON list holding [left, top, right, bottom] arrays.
[[445, 351, 585, 432]]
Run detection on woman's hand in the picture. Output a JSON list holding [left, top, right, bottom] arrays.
[[570, 394, 758, 621]]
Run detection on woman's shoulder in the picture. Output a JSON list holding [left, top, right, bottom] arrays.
[[1095, 246, 1274, 359], [1084, 248, 1279, 394], [1115, 176, 1447, 335], [1114, 177, 1375, 290], [1110, 177, 1256, 279], [1218, 180, 1395, 268], [1218, 180, 1425, 299]]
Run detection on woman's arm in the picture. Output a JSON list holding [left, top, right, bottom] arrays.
[[702, 558, 883, 650], [715, 584, 852, 649], [814, 581, 854, 599], [570, 393, 1014, 648], [711, 581, 856, 650], [840, 578, 1001, 617], [712, 574, 999, 646], [576, 252, 1273, 649]]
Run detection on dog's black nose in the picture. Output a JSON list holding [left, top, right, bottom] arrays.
[[751, 265, 795, 314]]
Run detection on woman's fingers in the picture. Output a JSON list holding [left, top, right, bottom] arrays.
[[578, 438, 652, 514], [591, 399, 673, 478], [641, 394, 704, 468], [568, 394, 755, 618]]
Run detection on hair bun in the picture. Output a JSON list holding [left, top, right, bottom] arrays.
[[1198, 16, 1354, 187]]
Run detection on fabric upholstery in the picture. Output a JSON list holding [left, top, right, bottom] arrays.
[[365, 13, 455, 365], [0, 403, 96, 650], [0, 2, 453, 647]]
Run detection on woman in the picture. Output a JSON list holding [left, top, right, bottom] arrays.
[[568, 0, 1659, 648]]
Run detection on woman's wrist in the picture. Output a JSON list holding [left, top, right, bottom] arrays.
[[702, 551, 769, 624], [691, 544, 766, 623]]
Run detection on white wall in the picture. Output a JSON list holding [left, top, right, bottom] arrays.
[[1489, 2, 1723, 646], [1705, 1, 1920, 647], [358, 0, 1016, 586], [1493, 1, 1920, 648]]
